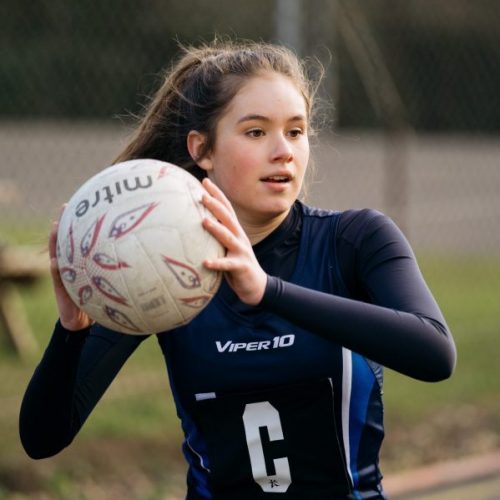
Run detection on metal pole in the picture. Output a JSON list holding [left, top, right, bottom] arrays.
[[274, 0, 304, 54]]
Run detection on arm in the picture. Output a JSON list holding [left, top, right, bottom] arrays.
[[19, 214, 145, 459], [199, 182, 455, 381], [261, 211, 456, 382], [19, 321, 144, 459]]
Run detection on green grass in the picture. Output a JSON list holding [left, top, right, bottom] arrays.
[[1, 248, 499, 496], [0, 216, 52, 246]]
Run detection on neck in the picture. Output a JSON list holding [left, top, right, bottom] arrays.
[[239, 209, 290, 245]]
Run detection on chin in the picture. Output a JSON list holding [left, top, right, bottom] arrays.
[[258, 201, 293, 219]]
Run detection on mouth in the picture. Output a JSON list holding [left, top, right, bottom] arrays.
[[260, 175, 292, 184]]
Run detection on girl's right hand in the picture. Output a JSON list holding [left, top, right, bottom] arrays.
[[49, 217, 93, 331]]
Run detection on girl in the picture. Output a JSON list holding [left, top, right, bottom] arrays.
[[20, 40, 456, 499]]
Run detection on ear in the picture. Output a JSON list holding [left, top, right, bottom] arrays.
[[187, 131, 213, 172]]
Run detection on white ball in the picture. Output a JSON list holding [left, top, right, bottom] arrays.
[[56, 159, 224, 335]]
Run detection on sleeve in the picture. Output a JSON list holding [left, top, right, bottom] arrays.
[[260, 210, 456, 382], [19, 320, 145, 459]]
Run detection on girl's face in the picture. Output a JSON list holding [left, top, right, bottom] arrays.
[[195, 73, 310, 225]]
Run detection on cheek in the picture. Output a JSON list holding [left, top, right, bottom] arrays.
[[210, 149, 255, 199], [220, 143, 258, 179], [299, 140, 310, 164], [295, 145, 310, 176]]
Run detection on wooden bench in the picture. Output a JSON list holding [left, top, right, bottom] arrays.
[[0, 245, 48, 360]]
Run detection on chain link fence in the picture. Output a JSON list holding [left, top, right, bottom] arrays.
[[1, 1, 499, 497], [1, 0, 498, 244]]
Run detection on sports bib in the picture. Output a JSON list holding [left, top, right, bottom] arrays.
[[193, 378, 352, 499]]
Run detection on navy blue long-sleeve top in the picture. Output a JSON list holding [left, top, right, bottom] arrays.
[[20, 202, 455, 499]]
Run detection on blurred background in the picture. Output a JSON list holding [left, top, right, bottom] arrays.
[[1, 1, 499, 498]]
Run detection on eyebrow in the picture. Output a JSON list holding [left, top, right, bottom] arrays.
[[237, 113, 307, 124]]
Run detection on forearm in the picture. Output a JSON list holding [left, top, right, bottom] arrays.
[[261, 276, 456, 382], [19, 322, 144, 459], [19, 321, 89, 458]]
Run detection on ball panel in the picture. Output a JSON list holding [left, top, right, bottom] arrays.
[[113, 231, 183, 333], [130, 226, 215, 327]]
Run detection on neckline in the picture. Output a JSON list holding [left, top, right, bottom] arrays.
[[252, 202, 301, 260]]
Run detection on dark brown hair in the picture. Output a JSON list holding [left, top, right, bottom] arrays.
[[114, 39, 322, 180]]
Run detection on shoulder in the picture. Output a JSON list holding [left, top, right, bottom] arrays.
[[298, 203, 343, 250], [299, 203, 411, 254], [337, 208, 407, 249], [339, 207, 389, 238], [299, 202, 339, 220], [336, 208, 415, 279], [300, 202, 386, 225], [300, 204, 399, 242]]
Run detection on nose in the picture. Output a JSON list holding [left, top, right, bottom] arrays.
[[271, 135, 293, 163]]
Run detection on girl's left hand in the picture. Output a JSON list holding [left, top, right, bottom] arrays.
[[201, 178, 267, 306]]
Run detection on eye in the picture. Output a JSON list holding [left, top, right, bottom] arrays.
[[246, 128, 265, 138], [288, 128, 305, 138]]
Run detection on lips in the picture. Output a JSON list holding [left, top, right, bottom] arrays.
[[260, 174, 292, 183]]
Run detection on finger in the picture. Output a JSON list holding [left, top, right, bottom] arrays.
[[202, 216, 243, 252], [48, 221, 59, 259], [49, 204, 67, 259], [58, 203, 67, 218], [50, 255, 63, 286], [203, 255, 237, 272], [202, 178, 236, 215], [202, 192, 241, 236]]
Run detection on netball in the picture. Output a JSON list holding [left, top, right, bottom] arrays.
[[56, 159, 224, 334]]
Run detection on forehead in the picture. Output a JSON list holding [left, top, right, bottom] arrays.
[[224, 73, 307, 119]]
